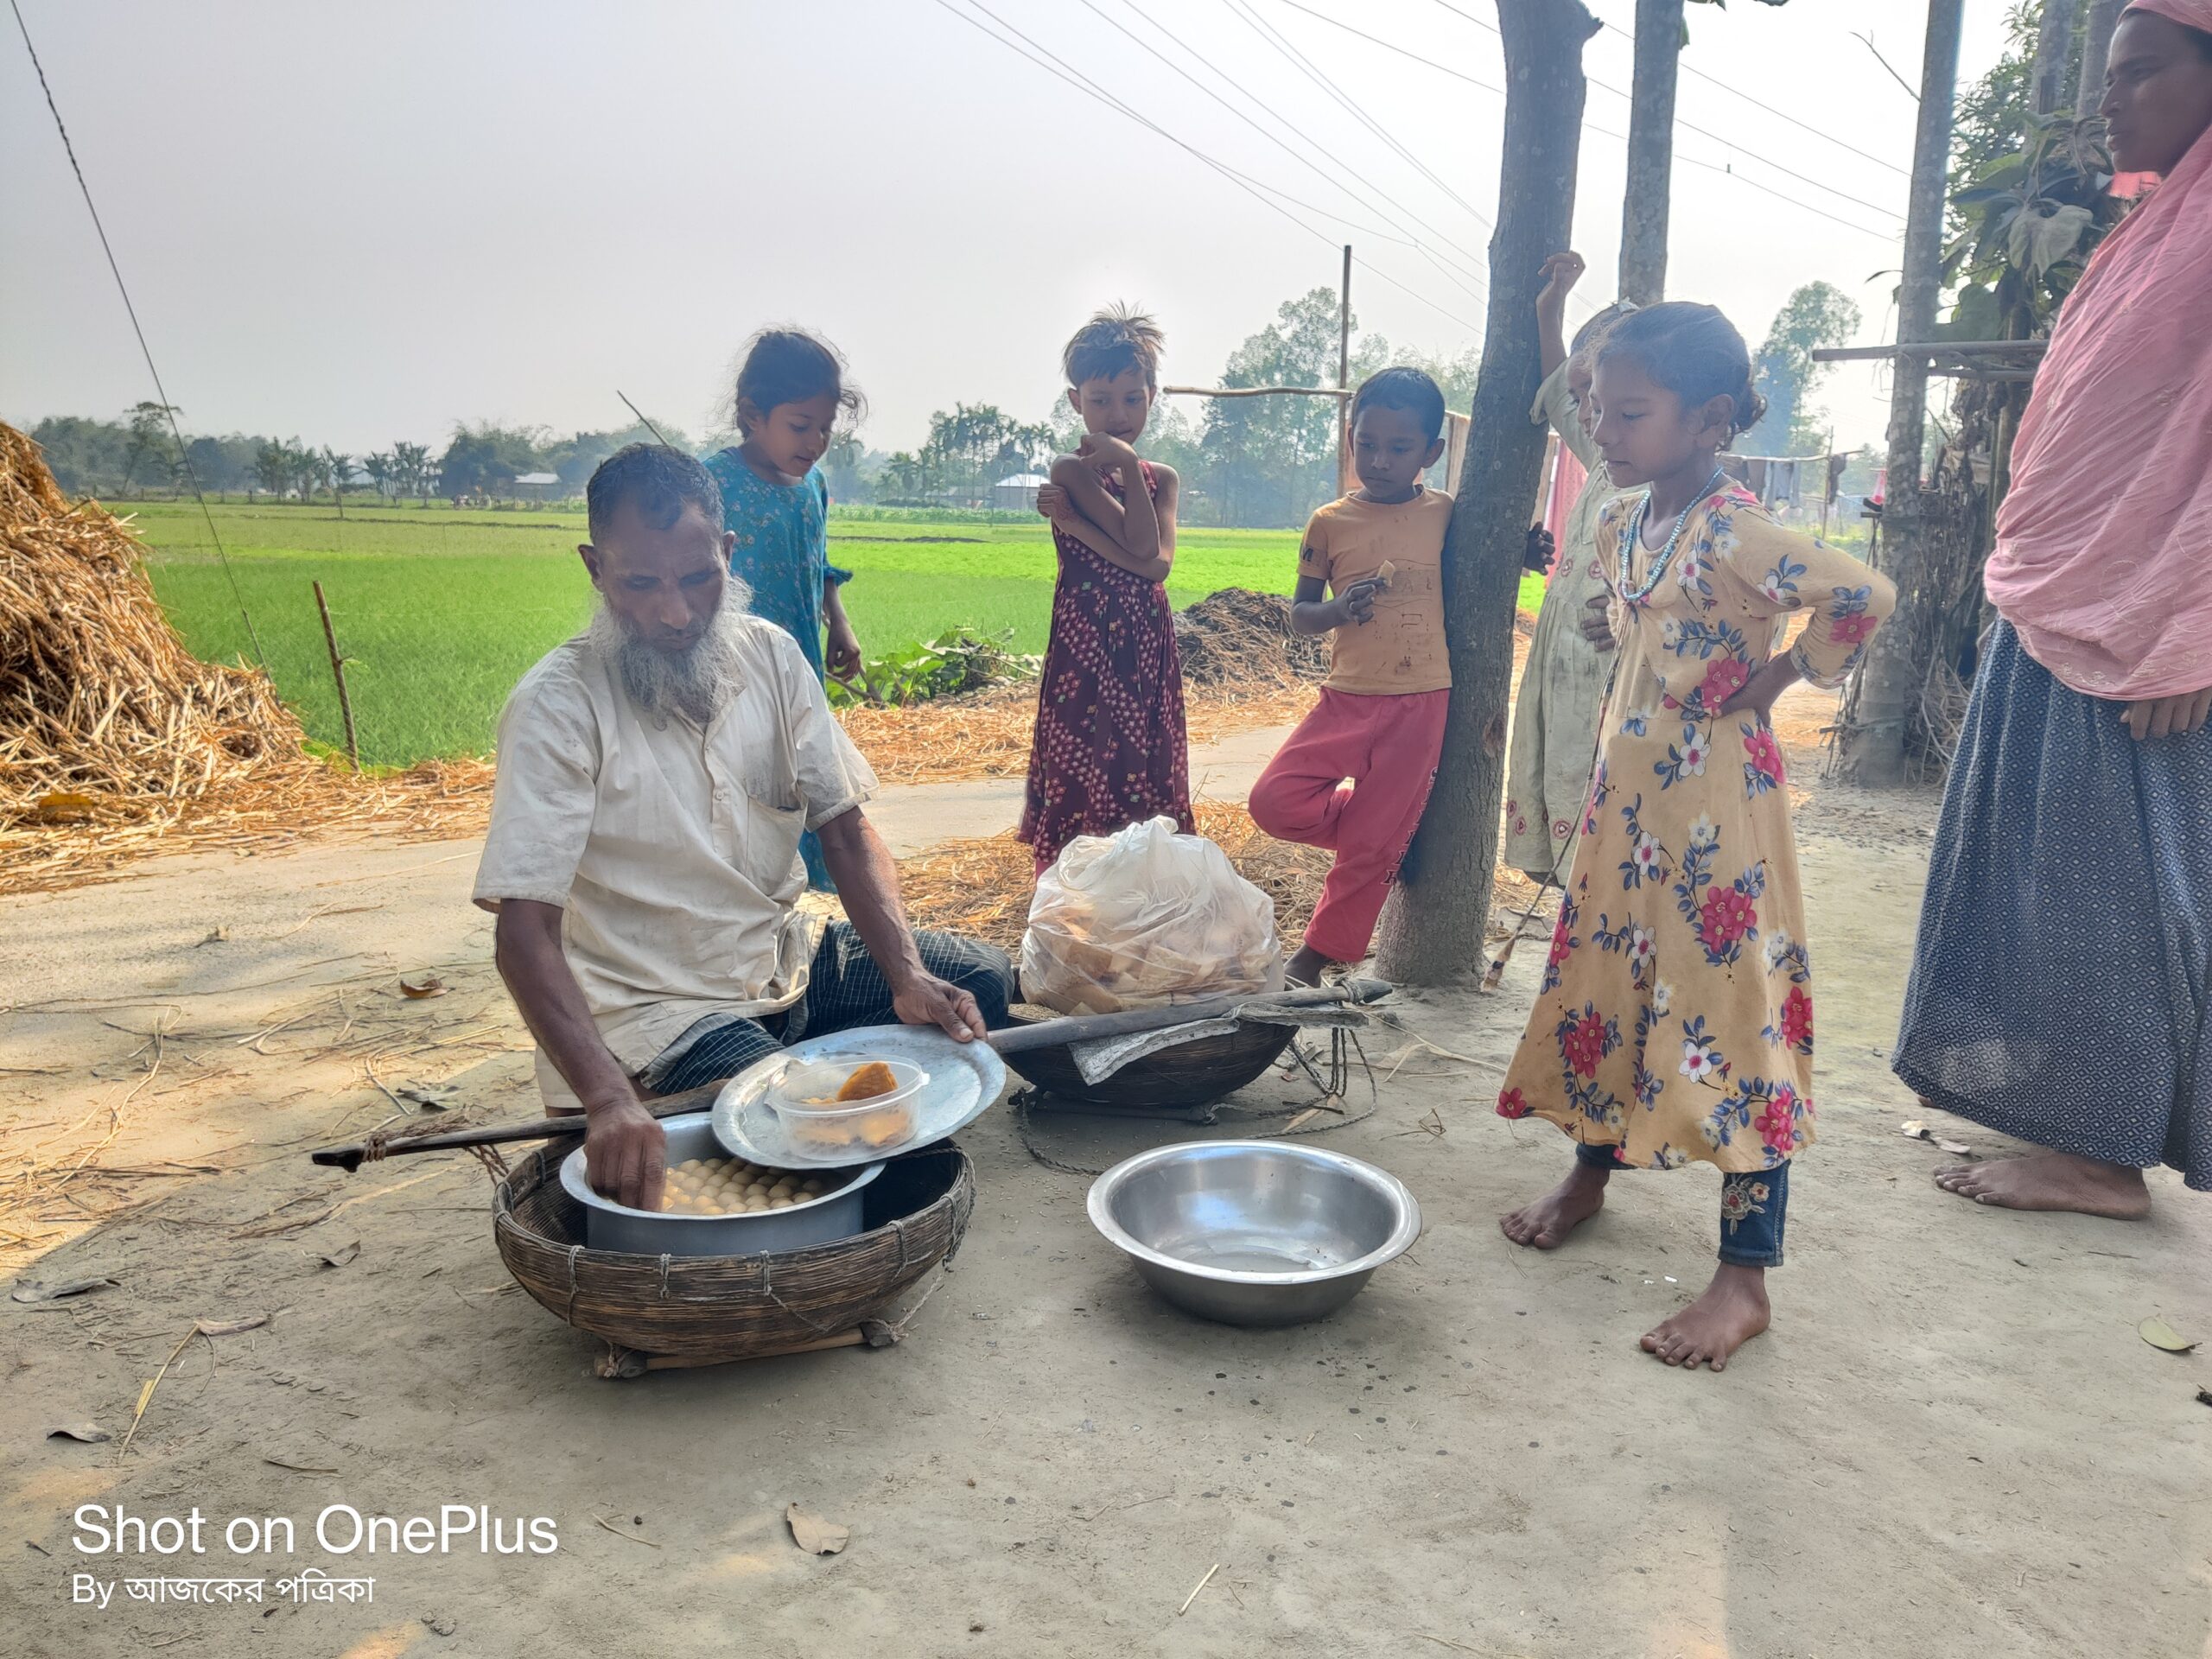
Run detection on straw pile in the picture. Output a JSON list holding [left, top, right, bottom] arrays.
[[1172, 587, 1328, 686], [0, 423, 491, 894]]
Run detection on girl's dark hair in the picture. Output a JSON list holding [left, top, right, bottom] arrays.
[[1351, 366, 1446, 443], [1595, 301, 1767, 440], [734, 328, 865, 430], [1570, 299, 1637, 357], [1064, 304, 1166, 389]]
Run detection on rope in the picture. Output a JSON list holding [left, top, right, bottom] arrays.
[[10, 0, 268, 670]]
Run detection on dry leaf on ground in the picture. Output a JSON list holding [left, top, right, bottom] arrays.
[[786, 1503, 849, 1555], [2139, 1317, 2199, 1354], [11, 1276, 118, 1303], [48, 1424, 110, 1443], [312, 1242, 359, 1270], [399, 976, 448, 999]]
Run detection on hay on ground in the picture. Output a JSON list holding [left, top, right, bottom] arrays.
[[0, 423, 489, 895], [897, 798, 1555, 966], [899, 801, 1332, 955]]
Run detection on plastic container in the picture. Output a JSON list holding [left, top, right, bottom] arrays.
[[766, 1058, 931, 1157]]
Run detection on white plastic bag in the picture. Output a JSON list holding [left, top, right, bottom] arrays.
[[1020, 817, 1285, 1015]]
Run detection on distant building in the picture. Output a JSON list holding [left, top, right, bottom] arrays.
[[512, 471, 562, 500], [994, 472, 1048, 515]]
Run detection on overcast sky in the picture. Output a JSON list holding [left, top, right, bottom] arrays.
[[2, 1, 2008, 459]]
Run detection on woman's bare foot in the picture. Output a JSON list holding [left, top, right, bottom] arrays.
[[1285, 944, 1334, 988], [1933, 1151, 2151, 1219], [1499, 1162, 1608, 1249], [1641, 1263, 1770, 1372]]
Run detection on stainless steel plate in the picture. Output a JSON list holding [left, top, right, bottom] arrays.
[[710, 1024, 1007, 1169]]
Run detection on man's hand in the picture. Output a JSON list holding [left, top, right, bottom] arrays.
[[1718, 655, 1804, 724], [582, 1096, 665, 1211], [1536, 251, 1585, 321], [825, 616, 863, 683], [892, 971, 987, 1044], [2122, 687, 2212, 740], [1524, 524, 1556, 575], [1580, 591, 1617, 651]]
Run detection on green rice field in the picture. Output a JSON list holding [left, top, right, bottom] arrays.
[[128, 500, 1542, 768]]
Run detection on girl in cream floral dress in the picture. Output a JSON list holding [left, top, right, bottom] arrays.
[[1494, 302, 1894, 1375]]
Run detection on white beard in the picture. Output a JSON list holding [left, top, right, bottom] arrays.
[[585, 582, 752, 725]]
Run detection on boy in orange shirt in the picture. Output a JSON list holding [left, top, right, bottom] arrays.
[[1250, 368, 1455, 985]]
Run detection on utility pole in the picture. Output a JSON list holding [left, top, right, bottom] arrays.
[[1337, 244, 1354, 493], [1374, 0, 1599, 987], [2079, 0, 2122, 112], [1618, 0, 1682, 305], [2032, 0, 2082, 114], [1844, 0, 1965, 785]]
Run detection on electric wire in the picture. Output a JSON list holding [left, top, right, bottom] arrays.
[[937, 0, 1484, 331], [1079, 0, 1493, 301], [10, 0, 269, 667]]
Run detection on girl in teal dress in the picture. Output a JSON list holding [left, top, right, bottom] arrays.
[[702, 329, 865, 891]]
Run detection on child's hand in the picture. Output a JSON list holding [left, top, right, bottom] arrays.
[[826, 617, 863, 682], [1580, 591, 1617, 652], [1718, 655, 1803, 724], [1036, 483, 1073, 524], [1524, 524, 1556, 575], [1075, 431, 1139, 475], [1338, 577, 1383, 627], [1536, 251, 1585, 319]]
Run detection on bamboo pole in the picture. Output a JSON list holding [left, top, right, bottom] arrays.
[[1843, 0, 1965, 784], [312, 580, 359, 768], [1338, 243, 1354, 494]]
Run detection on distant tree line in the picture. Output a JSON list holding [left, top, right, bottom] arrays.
[[21, 283, 1859, 527]]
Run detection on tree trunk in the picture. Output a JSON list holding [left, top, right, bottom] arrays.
[[2025, 0, 2079, 114], [2033, 0, 2082, 115], [1373, 0, 1599, 987], [1840, 0, 1966, 785], [2078, 0, 2122, 114], [1618, 0, 1682, 305]]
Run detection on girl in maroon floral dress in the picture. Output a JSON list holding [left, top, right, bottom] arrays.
[[1019, 306, 1192, 874]]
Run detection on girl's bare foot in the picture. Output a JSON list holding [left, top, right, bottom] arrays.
[[1499, 1162, 1608, 1249], [1641, 1263, 1770, 1372], [1933, 1151, 2151, 1219], [1285, 944, 1334, 987]]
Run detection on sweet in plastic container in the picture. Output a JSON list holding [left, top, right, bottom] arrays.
[[766, 1058, 931, 1155]]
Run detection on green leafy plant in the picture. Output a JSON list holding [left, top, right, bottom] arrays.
[[1942, 111, 2115, 340], [824, 626, 1039, 709]]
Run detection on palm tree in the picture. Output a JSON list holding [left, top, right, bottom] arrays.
[[253, 441, 289, 499], [362, 451, 396, 499]]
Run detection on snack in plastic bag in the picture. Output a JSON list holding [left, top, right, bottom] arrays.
[[1020, 816, 1285, 1014]]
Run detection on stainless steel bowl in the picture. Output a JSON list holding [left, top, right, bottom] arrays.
[[560, 1113, 880, 1256], [1087, 1140, 1421, 1327]]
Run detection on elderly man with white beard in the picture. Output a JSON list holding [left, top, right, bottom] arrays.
[[474, 444, 1012, 1211]]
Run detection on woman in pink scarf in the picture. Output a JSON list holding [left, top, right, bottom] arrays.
[[1895, 0, 2212, 1218]]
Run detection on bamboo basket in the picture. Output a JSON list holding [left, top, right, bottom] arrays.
[[493, 1138, 973, 1360]]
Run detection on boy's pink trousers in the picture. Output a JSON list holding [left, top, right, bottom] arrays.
[[1247, 686, 1451, 963]]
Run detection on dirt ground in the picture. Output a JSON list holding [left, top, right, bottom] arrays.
[[3, 697, 2209, 1658]]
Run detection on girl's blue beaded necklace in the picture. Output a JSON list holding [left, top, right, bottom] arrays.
[[1617, 466, 1728, 606]]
